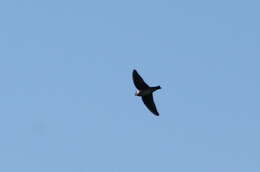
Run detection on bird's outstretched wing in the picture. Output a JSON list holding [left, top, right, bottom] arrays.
[[142, 94, 159, 116], [132, 69, 149, 90]]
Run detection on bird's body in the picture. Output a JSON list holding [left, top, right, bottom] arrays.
[[135, 86, 161, 97], [132, 69, 161, 116]]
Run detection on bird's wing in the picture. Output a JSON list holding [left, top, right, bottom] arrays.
[[142, 94, 159, 116], [132, 69, 149, 90]]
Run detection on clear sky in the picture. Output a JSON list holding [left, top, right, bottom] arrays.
[[0, 0, 259, 171]]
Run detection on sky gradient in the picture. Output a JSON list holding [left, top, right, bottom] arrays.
[[0, 0, 259, 171]]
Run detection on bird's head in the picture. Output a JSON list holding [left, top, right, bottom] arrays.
[[135, 90, 139, 96]]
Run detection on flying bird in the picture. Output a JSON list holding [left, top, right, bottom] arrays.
[[132, 69, 161, 116]]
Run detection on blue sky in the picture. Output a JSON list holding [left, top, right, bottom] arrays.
[[0, 0, 259, 171]]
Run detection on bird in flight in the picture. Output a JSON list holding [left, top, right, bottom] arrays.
[[132, 69, 161, 116]]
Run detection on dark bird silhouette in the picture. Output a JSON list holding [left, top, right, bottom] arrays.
[[132, 69, 161, 116]]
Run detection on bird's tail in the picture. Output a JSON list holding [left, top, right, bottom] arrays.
[[154, 86, 161, 90]]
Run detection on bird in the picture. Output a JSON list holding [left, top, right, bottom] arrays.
[[132, 69, 161, 116]]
